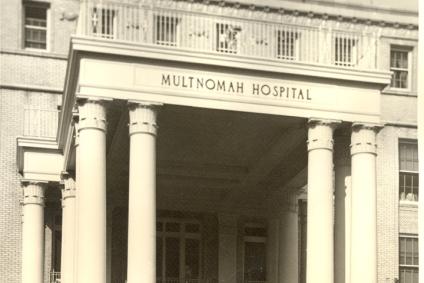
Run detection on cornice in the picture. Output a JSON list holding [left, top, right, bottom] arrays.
[[70, 36, 392, 86], [187, 0, 418, 28], [17, 137, 59, 150], [57, 40, 79, 169]]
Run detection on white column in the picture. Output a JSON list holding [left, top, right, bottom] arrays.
[[218, 213, 238, 283], [350, 123, 379, 283], [306, 119, 339, 283], [73, 117, 80, 283], [278, 191, 299, 283], [126, 103, 158, 283], [75, 99, 107, 283], [60, 174, 76, 283], [334, 133, 351, 283], [21, 181, 47, 283]]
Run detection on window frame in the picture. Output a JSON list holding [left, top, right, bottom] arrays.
[[156, 218, 202, 283], [390, 46, 412, 91], [398, 139, 419, 203], [399, 234, 419, 283], [23, 2, 50, 51], [242, 222, 267, 283], [389, 44, 413, 92]]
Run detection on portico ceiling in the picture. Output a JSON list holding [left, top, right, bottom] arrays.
[[105, 100, 307, 207]]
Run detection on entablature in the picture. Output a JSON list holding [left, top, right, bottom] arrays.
[[17, 137, 63, 182]]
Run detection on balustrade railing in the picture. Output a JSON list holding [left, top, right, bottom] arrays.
[[23, 108, 59, 138], [76, 0, 379, 70]]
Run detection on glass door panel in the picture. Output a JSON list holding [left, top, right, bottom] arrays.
[[185, 238, 200, 282], [165, 237, 180, 282]]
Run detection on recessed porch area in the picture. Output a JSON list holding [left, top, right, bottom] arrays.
[[103, 102, 308, 283]]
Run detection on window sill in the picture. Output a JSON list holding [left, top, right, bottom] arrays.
[[382, 88, 417, 97], [399, 200, 418, 208], [0, 48, 68, 60]]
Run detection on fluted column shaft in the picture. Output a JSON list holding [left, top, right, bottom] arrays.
[[21, 181, 46, 283], [350, 123, 379, 283], [334, 134, 351, 283], [306, 119, 339, 283], [75, 99, 107, 283], [60, 175, 76, 283], [127, 103, 158, 283]]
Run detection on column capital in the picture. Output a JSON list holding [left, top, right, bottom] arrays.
[[60, 173, 76, 201], [350, 123, 383, 156], [307, 118, 341, 151], [308, 118, 342, 127], [128, 102, 160, 136], [77, 99, 108, 132], [352, 122, 383, 131], [21, 181, 47, 206]]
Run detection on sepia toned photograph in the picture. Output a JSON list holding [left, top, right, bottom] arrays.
[[0, 0, 421, 283]]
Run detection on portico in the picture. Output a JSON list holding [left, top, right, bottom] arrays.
[[16, 29, 390, 283]]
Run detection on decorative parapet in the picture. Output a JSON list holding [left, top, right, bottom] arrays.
[[75, 0, 418, 71]]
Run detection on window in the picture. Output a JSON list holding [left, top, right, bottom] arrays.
[[399, 235, 419, 283], [243, 224, 267, 283], [155, 15, 180, 46], [216, 23, 241, 54], [91, 7, 116, 39], [277, 30, 300, 60], [399, 140, 419, 201], [334, 35, 357, 67], [156, 219, 201, 283], [24, 3, 48, 49], [390, 48, 410, 89]]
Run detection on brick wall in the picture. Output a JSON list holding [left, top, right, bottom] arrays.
[[0, 53, 67, 90], [376, 125, 418, 283], [0, 88, 59, 282]]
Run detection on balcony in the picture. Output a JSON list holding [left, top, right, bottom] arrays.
[[76, 0, 379, 71]]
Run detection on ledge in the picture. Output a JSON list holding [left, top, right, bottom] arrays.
[[71, 36, 392, 86], [399, 201, 419, 209], [0, 48, 68, 60], [381, 88, 417, 97], [0, 83, 63, 94]]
